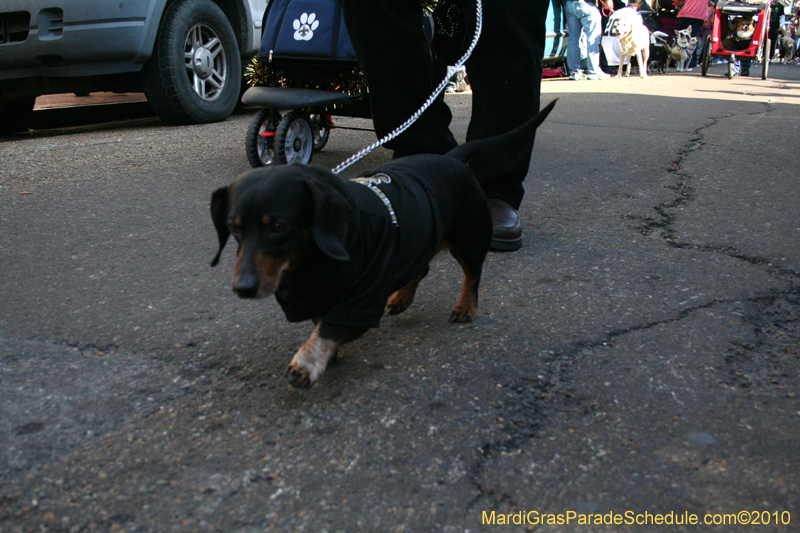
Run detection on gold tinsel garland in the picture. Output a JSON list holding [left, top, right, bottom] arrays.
[[245, 58, 367, 94]]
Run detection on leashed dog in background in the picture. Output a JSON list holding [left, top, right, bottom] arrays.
[[778, 27, 797, 62], [671, 28, 698, 71], [210, 101, 557, 389], [616, 18, 651, 77]]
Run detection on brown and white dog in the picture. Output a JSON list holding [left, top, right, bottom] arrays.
[[721, 17, 756, 51], [778, 28, 797, 62], [616, 18, 651, 78]]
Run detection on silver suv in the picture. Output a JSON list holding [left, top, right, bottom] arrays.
[[0, 0, 267, 134]]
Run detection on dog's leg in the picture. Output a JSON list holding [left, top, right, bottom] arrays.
[[285, 322, 367, 388], [625, 52, 632, 77], [386, 264, 430, 316], [441, 196, 492, 323], [638, 49, 648, 78], [450, 256, 482, 323], [616, 53, 625, 78], [444, 236, 489, 323]]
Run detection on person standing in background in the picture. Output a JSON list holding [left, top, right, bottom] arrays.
[[565, 0, 612, 80]]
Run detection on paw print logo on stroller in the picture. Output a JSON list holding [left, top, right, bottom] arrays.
[[293, 13, 319, 41]]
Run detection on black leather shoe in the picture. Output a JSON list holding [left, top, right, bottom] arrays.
[[488, 199, 522, 251]]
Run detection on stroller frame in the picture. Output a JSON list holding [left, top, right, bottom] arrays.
[[241, 60, 371, 168], [700, 0, 772, 79]]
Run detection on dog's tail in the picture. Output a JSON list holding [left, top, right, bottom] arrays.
[[446, 99, 557, 166]]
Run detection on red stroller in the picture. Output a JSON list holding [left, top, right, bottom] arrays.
[[700, 0, 772, 79]]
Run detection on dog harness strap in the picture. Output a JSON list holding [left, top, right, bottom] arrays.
[[350, 173, 399, 226]]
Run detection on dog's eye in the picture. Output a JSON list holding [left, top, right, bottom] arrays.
[[272, 221, 289, 234]]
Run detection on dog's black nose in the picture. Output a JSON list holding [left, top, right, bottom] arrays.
[[233, 276, 259, 298]]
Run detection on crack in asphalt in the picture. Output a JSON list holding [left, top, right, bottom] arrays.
[[466, 103, 800, 515]]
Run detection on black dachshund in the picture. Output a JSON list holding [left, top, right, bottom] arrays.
[[211, 100, 556, 388]]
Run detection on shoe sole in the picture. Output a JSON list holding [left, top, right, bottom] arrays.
[[490, 236, 523, 252]]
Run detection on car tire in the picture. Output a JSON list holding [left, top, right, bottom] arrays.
[[142, 0, 241, 125], [0, 97, 36, 135]]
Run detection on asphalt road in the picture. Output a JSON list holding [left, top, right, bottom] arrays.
[[1, 63, 799, 532]]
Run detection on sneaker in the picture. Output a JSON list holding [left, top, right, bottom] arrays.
[[586, 71, 610, 80], [569, 71, 586, 80]]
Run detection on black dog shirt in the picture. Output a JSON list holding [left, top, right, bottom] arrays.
[[275, 160, 450, 329]]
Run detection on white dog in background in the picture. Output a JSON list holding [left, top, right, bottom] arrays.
[[615, 18, 651, 77]]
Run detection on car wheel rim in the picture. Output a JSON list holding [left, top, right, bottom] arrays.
[[184, 23, 227, 101], [283, 119, 312, 164]]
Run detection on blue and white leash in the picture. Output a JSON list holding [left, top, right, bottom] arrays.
[[332, 0, 483, 175]]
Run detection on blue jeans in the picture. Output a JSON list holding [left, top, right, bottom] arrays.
[[565, 0, 602, 75]]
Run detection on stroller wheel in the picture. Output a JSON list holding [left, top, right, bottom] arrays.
[[701, 38, 711, 76], [310, 114, 331, 152], [246, 108, 280, 168], [276, 112, 314, 165]]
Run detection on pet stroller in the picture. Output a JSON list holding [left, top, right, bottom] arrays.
[[241, 0, 371, 168], [699, 0, 772, 79]]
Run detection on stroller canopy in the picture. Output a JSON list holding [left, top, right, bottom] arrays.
[[716, 0, 769, 13]]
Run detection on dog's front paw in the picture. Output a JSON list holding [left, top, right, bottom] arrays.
[[285, 363, 314, 389], [449, 303, 476, 323], [385, 269, 427, 316], [284, 331, 339, 389], [385, 291, 412, 316]]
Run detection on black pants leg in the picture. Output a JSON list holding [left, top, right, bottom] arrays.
[[340, 0, 547, 209], [465, 0, 547, 209], [340, 0, 457, 157], [768, 27, 779, 59]]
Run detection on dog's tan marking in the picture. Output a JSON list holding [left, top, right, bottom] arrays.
[[285, 324, 340, 388], [442, 242, 480, 323], [262, 214, 271, 225], [234, 216, 242, 226], [386, 268, 428, 316], [254, 252, 300, 296], [450, 272, 479, 323]]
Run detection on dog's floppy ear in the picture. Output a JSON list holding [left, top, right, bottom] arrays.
[[210, 186, 230, 267], [304, 176, 350, 262]]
